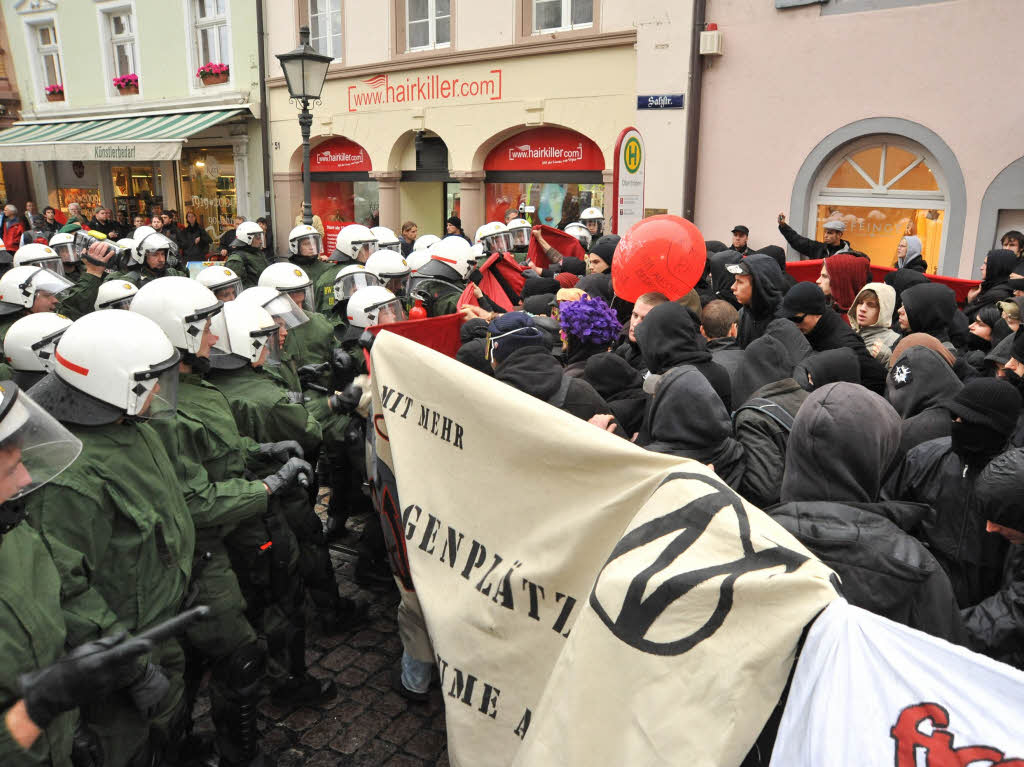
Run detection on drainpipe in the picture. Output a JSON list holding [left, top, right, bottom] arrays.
[[681, 0, 707, 222], [256, 0, 274, 250]]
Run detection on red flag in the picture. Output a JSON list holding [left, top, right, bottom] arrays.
[[785, 259, 981, 305], [457, 253, 529, 312], [364, 312, 464, 375], [527, 225, 586, 270]]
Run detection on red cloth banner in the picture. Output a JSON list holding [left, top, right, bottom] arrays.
[[457, 253, 529, 312], [364, 313, 464, 375], [785, 259, 981, 305], [527, 224, 586, 270]]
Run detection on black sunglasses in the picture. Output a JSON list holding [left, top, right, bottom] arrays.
[[788, 314, 806, 324]]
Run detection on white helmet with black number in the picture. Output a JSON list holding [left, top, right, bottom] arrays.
[[364, 250, 411, 297], [235, 220, 265, 249], [347, 286, 406, 329], [332, 224, 377, 263], [412, 234, 440, 252], [564, 222, 592, 251], [49, 233, 77, 264], [580, 206, 604, 236], [235, 287, 308, 330], [94, 280, 139, 311], [4, 312, 73, 389], [333, 264, 382, 302], [14, 244, 65, 277], [419, 236, 476, 281], [209, 300, 282, 369], [475, 221, 512, 254], [258, 263, 314, 310], [370, 226, 401, 253], [30, 310, 180, 425], [196, 265, 242, 301], [505, 218, 532, 249], [0, 266, 73, 316], [130, 276, 222, 356], [288, 224, 322, 257]]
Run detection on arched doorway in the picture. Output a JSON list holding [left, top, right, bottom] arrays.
[[306, 136, 375, 253]]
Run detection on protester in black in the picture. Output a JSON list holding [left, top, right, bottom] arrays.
[[886, 345, 962, 454], [729, 254, 785, 349]]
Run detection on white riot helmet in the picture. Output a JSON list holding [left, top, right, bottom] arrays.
[[31, 310, 180, 424], [209, 300, 282, 369], [346, 286, 406, 329], [116, 237, 141, 267], [14, 244, 65, 277], [4, 312, 73, 389], [333, 264, 382, 302], [421, 236, 476, 281], [475, 222, 513, 254], [370, 226, 401, 253], [332, 224, 377, 263], [288, 224, 322, 257], [412, 234, 440, 252], [564, 222, 592, 251], [364, 250, 411, 297], [136, 231, 178, 268], [49, 232, 77, 264], [196, 265, 243, 301], [259, 262, 314, 310], [130, 276, 222, 355], [235, 287, 308, 330], [235, 221, 265, 249], [94, 280, 139, 311], [406, 249, 434, 273], [0, 266, 73, 316], [506, 218, 532, 249], [580, 207, 604, 236]]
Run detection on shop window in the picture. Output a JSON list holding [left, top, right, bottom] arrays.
[[486, 182, 603, 229], [192, 0, 230, 81], [180, 147, 236, 242], [533, 0, 592, 33], [309, 0, 342, 59], [106, 10, 137, 79], [811, 138, 947, 272], [112, 165, 160, 221], [311, 180, 380, 253], [407, 0, 450, 51], [30, 21, 63, 94]]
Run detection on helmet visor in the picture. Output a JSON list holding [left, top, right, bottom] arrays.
[[335, 271, 382, 299], [354, 240, 378, 261], [30, 326, 70, 372], [382, 274, 411, 297], [261, 292, 308, 329], [28, 268, 74, 298], [508, 227, 531, 248], [0, 384, 82, 501], [211, 278, 243, 303], [127, 352, 181, 420], [25, 256, 65, 276], [371, 298, 407, 326], [294, 233, 322, 257], [253, 327, 283, 367], [98, 295, 135, 311], [282, 284, 315, 311], [52, 242, 77, 264], [485, 232, 513, 254]]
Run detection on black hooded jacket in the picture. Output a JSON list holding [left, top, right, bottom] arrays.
[[883, 437, 1009, 608], [495, 345, 611, 422], [709, 250, 744, 308], [635, 302, 732, 410], [963, 249, 1018, 316], [901, 283, 958, 345], [886, 346, 962, 454], [735, 255, 785, 349], [884, 269, 930, 328], [769, 383, 965, 642], [803, 308, 887, 394], [730, 319, 812, 406], [583, 352, 648, 437], [794, 348, 861, 391], [643, 365, 746, 490]]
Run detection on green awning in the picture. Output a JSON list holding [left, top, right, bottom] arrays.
[[0, 108, 246, 162]]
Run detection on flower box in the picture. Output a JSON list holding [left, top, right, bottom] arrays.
[[116, 84, 139, 95], [113, 74, 139, 95], [46, 92, 65, 102], [44, 84, 64, 102], [197, 62, 229, 86]]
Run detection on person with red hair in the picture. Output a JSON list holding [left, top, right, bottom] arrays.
[[817, 252, 872, 321]]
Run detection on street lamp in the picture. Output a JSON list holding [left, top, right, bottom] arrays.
[[276, 26, 332, 227]]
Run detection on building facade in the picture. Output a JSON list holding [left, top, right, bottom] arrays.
[[0, 0, 267, 243], [266, 1, 695, 251], [694, 0, 1024, 277]]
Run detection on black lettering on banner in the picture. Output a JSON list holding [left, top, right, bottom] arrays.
[[381, 385, 399, 411], [514, 708, 532, 739], [403, 505, 422, 540], [440, 527, 465, 569], [435, 653, 502, 722], [589, 471, 811, 656], [418, 514, 440, 555]]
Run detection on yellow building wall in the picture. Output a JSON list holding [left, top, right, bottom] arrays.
[[400, 182, 444, 237]]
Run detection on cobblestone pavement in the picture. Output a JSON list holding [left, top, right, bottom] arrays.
[[193, 494, 450, 766]]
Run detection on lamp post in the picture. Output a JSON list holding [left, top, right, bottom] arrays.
[[276, 26, 332, 227]]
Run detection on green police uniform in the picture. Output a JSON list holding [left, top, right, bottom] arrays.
[[27, 422, 195, 767], [117, 265, 187, 288], [224, 246, 270, 291], [313, 255, 358, 314], [56, 273, 102, 320], [0, 524, 75, 767], [289, 255, 333, 286], [0, 310, 29, 353]]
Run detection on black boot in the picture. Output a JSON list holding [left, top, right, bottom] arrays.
[[270, 629, 337, 708]]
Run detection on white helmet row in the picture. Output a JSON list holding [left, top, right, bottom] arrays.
[[209, 300, 281, 368], [371, 226, 401, 253], [14, 244, 65, 276], [564, 222, 592, 250], [259, 262, 314, 309], [288, 224, 322, 257], [130, 276, 222, 355], [0, 266, 73, 315], [364, 250, 411, 296], [48, 232, 77, 264], [333, 224, 377, 263], [94, 280, 138, 311], [428, 236, 477, 280], [346, 285, 406, 329], [235, 287, 308, 330], [4, 312, 72, 378], [235, 220, 265, 248], [580, 206, 603, 223], [475, 221, 512, 254], [332, 264, 381, 301], [505, 218, 532, 249], [412, 234, 440, 252], [196, 265, 243, 301]]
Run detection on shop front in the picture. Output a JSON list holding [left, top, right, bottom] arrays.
[[308, 136, 378, 253]]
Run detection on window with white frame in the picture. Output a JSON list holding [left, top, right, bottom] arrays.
[[33, 22, 63, 89], [533, 0, 592, 33], [106, 10, 137, 78], [407, 0, 450, 51], [309, 0, 342, 59], [193, 0, 230, 72]]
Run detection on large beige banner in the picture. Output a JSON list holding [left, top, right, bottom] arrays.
[[370, 331, 837, 766]]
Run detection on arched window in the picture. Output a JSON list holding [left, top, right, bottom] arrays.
[[810, 136, 948, 271]]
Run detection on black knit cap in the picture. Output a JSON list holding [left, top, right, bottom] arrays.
[[588, 235, 620, 267], [775, 282, 827, 319], [1011, 326, 1024, 364], [945, 378, 1022, 437]]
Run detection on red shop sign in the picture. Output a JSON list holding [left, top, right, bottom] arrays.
[[310, 136, 372, 172], [484, 127, 604, 172]]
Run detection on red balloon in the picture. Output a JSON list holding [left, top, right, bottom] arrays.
[[611, 215, 706, 302]]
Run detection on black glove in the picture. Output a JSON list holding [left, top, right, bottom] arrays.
[[128, 663, 169, 718], [71, 723, 103, 767], [297, 362, 329, 385], [357, 330, 375, 351], [330, 348, 357, 391], [328, 382, 364, 416], [468, 268, 484, 285], [19, 632, 153, 728], [258, 440, 304, 462], [263, 457, 313, 496]]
